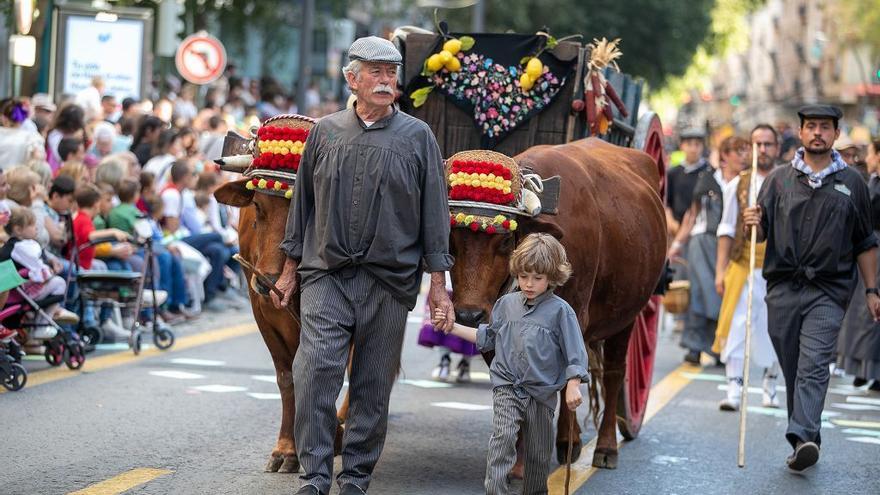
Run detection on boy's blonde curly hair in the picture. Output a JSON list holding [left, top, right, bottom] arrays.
[[509, 233, 572, 287]]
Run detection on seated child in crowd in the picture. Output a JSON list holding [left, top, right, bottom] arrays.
[[0, 207, 77, 337], [433, 233, 590, 495]]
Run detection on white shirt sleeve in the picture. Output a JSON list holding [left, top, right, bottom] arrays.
[[717, 175, 739, 239], [161, 189, 182, 219]]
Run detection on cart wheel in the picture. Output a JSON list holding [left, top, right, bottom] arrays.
[[79, 326, 103, 352], [131, 332, 142, 355], [44, 345, 63, 367], [153, 329, 175, 350], [2, 363, 27, 391], [617, 296, 660, 440], [65, 342, 86, 370]]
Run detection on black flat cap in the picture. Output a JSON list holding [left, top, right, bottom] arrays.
[[679, 128, 705, 140], [797, 104, 843, 121]]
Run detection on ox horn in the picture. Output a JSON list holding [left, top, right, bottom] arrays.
[[214, 154, 253, 172]]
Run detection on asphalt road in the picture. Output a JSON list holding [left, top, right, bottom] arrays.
[[2, 294, 880, 494]]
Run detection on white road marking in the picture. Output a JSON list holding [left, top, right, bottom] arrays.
[[190, 384, 248, 393], [681, 372, 726, 382], [650, 455, 689, 465], [149, 370, 205, 380], [717, 384, 788, 395], [747, 406, 840, 419], [251, 375, 276, 383], [830, 403, 880, 412], [431, 401, 492, 411], [846, 396, 880, 406], [399, 379, 453, 389], [94, 343, 133, 351], [827, 387, 868, 396], [247, 392, 282, 400], [469, 371, 492, 382], [846, 436, 880, 446], [841, 428, 880, 438], [169, 358, 225, 367]]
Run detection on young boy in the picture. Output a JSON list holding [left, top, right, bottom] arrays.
[[71, 183, 131, 271], [433, 233, 590, 494], [107, 178, 142, 235]]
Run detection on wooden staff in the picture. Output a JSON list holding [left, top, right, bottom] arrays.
[[564, 412, 574, 495], [232, 253, 301, 325], [738, 142, 759, 468]]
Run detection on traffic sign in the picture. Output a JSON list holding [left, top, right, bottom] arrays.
[[175, 32, 227, 85]]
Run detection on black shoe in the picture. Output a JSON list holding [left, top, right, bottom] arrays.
[[854, 377, 868, 387], [339, 483, 366, 495], [683, 350, 701, 365], [786, 441, 819, 473], [869, 380, 880, 392], [295, 484, 323, 495]]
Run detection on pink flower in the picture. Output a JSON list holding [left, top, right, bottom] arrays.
[[487, 108, 499, 119]]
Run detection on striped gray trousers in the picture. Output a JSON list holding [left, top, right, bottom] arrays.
[[293, 267, 408, 494], [765, 283, 845, 448], [485, 385, 554, 495]]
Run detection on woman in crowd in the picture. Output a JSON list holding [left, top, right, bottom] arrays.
[[130, 115, 165, 166], [668, 136, 749, 364], [46, 103, 87, 173], [0, 98, 45, 171]]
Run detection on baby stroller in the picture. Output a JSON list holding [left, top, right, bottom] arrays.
[[0, 260, 85, 388], [72, 219, 174, 355]]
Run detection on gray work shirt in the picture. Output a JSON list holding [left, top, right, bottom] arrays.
[[476, 290, 590, 409], [280, 105, 454, 309], [759, 164, 878, 308]]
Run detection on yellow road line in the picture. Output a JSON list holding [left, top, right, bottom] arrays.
[[68, 468, 172, 495], [1, 323, 257, 394], [831, 418, 880, 429], [547, 362, 702, 493]]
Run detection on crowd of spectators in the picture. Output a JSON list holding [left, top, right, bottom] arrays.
[[0, 69, 343, 348]]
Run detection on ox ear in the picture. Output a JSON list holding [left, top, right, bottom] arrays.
[[521, 217, 564, 240], [214, 178, 255, 207]]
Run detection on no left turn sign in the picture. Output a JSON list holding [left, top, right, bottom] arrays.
[[175, 32, 227, 85]]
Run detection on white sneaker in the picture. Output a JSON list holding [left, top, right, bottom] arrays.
[[431, 355, 451, 381], [142, 290, 168, 307], [31, 325, 58, 340], [54, 308, 80, 325], [763, 368, 780, 408], [720, 377, 743, 411], [101, 319, 131, 341]]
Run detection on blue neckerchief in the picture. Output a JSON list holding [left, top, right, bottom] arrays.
[[790, 147, 847, 188]]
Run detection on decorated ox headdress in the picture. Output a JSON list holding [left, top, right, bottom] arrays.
[[214, 114, 316, 199], [446, 149, 556, 234]]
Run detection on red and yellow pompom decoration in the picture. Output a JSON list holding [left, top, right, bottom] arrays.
[[450, 212, 518, 234], [245, 177, 294, 199], [448, 159, 515, 205], [253, 126, 309, 172]]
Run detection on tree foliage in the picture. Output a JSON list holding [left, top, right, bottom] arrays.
[[435, 0, 715, 88]]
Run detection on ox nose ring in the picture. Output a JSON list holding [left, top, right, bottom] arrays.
[[455, 309, 485, 327]]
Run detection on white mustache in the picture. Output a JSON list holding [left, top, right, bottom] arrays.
[[373, 84, 394, 95]]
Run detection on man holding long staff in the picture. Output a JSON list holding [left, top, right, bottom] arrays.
[[743, 105, 880, 472]]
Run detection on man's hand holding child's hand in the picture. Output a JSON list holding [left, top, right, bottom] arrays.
[[432, 308, 448, 333]]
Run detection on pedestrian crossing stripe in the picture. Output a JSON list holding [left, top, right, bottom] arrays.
[[830, 403, 880, 412], [251, 375, 277, 383], [190, 384, 248, 393], [841, 428, 880, 437], [398, 378, 453, 389], [169, 358, 226, 367], [149, 370, 205, 380], [431, 401, 492, 411], [832, 418, 880, 429], [747, 406, 840, 419], [846, 436, 880, 446], [846, 396, 880, 406], [247, 392, 282, 400]]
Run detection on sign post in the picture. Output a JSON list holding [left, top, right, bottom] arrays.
[[175, 32, 227, 85]]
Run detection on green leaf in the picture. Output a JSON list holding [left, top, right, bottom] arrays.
[[459, 36, 475, 51], [420, 59, 433, 76], [520, 56, 532, 66], [410, 86, 434, 108], [546, 36, 559, 50]]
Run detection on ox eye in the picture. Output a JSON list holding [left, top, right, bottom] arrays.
[[499, 235, 515, 253]]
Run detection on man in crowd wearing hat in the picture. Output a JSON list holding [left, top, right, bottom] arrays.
[[273, 36, 454, 495], [744, 105, 880, 472], [834, 134, 868, 180]]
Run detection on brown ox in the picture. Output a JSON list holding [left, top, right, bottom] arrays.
[[450, 137, 666, 469], [215, 179, 348, 473]]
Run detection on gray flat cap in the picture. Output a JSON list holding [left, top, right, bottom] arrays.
[[679, 128, 705, 141], [348, 36, 402, 65], [797, 104, 843, 122]]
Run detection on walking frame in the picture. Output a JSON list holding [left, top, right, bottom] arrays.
[[737, 142, 760, 468]]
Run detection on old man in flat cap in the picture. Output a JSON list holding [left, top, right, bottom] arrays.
[[744, 104, 880, 473], [274, 35, 455, 495]]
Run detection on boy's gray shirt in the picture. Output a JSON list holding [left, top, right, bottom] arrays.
[[476, 290, 590, 409]]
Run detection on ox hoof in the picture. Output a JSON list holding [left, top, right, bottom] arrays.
[[556, 440, 582, 465], [591, 449, 619, 470], [278, 454, 300, 473], [265, 454, 284, 472]]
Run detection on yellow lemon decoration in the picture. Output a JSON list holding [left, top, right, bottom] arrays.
[[284, 190, 293, 199], [426, 54, 443, 73], [520, 73, 534, 91], [258, 179, 268, 189], [439, 50, 453, 64], [526, 57, 543, 80], [509, 220, 518, 231], [274, 181, 283, 191], [443, 38, 462, 55], [494, 214, 506, 224], [455, 213, 466, 223], [245, 181, 255, 190], [444, 56, 461, 72]]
